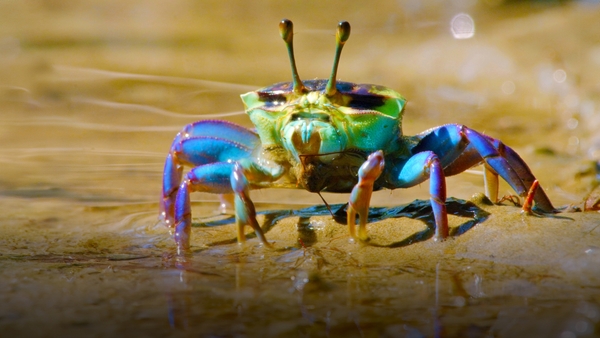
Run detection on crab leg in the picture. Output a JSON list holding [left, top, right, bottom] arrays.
[[174, 162, 235, 252], [412, 124, 555, 212], [347, 151, 385, 241], [387, 151, 449, 240], [230, 163, 271, 247], [161, 120, 260, 227], [173, 159, 282, 251], [484, 135, 553, 210], [483, 164, 499, 203]]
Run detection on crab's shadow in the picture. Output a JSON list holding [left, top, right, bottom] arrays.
[[195, 198, 490, 248]]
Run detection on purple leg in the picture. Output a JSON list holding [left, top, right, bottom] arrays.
[[484, 135, 553, 211], [161, 120, 260, 227], [387, 151, 449, 240], [172, 160, 282, 251], [173, 162, 236, 252], [412, 124, 555, 212]]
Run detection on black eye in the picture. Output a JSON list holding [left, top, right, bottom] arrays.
[[258, 92, 287, 107], [347, 93, 385, 109]]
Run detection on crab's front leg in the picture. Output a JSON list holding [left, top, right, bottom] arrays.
[[347, 151, 385, 241], [348, 150, 449, 242]]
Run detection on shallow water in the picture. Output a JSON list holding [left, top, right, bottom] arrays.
[[1, 1, 600, 337]]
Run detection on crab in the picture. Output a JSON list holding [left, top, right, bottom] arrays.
[[160, 19, 555, 252]]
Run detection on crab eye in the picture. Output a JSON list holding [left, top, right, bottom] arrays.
[[259, 93, 287, 107], [347, 93, 386, 110]]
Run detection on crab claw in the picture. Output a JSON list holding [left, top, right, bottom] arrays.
[[347, 150, 385, 241]]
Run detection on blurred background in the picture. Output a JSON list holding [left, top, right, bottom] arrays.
[[1, 0, 599, 208], [1, 0, 600, 208], [1, 1, 600, 336]]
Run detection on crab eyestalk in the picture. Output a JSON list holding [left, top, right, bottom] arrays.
[[279, 19, 306, 94], [325, 21, 351, 97]]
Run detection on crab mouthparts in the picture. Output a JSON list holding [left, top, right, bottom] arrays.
[[291, 121, 322, 154]]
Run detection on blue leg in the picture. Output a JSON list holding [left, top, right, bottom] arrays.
[[484, 135, 553, 211], [173, 162, 235, 253], [161, 120, 260, 227], [412, 124, 555, 212], [173, 160, 282, 251], [387, 151, 449, 240], [170, 119, 260, 150], [230, 163, 271, 247]]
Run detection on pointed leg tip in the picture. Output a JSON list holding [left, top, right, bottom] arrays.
[[433, 212, 449, 242], [348, 236, 370, 245], [357, 229, 369, 242], [433, 233, 448, 242], [237, 235, 246, 246], [434, 227, 449, 242]]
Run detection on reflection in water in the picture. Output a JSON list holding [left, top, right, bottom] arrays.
[[163, 221, 449, 335], [434, 262, 443, 338], [164, 270, 190, 329], [197, 198, 490, 248], [296, 216, 317, 248]]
